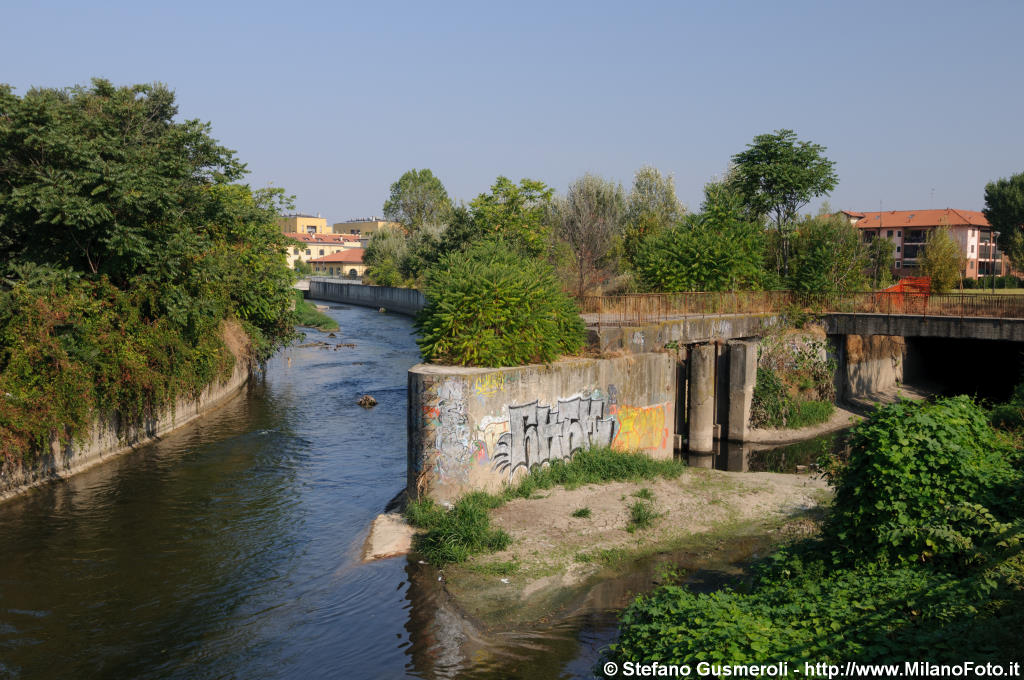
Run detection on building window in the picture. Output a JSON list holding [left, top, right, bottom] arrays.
[[293, 247, 300, 254], [971, 244, 975, 253], [887, 230, 894, 237], [329, 267, 334, 276], [305, 249, 311, 255], [349, 269, 358, 278], [898, 231, 902, 237], [319, 249, 325, 256], [895, 261, 901, 268], [896, 246, 901, 253]]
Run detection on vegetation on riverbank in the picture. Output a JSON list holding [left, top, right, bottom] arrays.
[[750, 330, 836, 429], [404, 447, 688, 566], [608, 396, 1024, 666], [0, 80, 297, 465], [292, 291, 339, 332]]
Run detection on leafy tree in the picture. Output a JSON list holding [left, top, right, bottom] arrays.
[[382, 168, 453, 233], [866, 236, 896, 289], [983, 172, 1024, 268], [730, 129, 838, 275], [919, 226, 964, 293], [363, 228, 411, 286], [414, 239, 584, 367], [551, 174, 626, 298], [469, 177, 554, 258], [622, 166, 684, 266], [632, 181, 766, 292], [788, 215, 868, 294], [293, 259, 313, 277]]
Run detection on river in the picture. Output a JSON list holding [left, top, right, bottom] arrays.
[[0, 304, 637, 679], [0, 303, 837, 679]]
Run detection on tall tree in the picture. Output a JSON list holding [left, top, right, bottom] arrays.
[[730, 129, 838, 276], [867, 237, 896, 289], [382, 169, 453, 233], [622, 166, 684, 266], [552, 174, 625, 298], [983, 172, 1024, 268], [469, 176, 554, 258], [919, 227, 964, 293]]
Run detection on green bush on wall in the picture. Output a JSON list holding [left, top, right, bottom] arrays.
[[414, 239, 586, 367]]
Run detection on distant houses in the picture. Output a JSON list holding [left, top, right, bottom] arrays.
[[277, 213, 398, 278], [840, 209, 1008, 280]]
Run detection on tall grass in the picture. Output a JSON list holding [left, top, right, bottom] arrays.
[[405, 447, 687, 567]]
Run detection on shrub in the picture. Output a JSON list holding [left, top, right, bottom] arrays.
[[406, 492, 511, 566], [414, 239, 585, 366], [825, 396, 1017, 565], [786, 400, 834, 428]]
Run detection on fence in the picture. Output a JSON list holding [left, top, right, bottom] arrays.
[[578, 291, 1024, 327]]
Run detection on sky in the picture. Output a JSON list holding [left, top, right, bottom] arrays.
[[3, 0, 1022, 224]]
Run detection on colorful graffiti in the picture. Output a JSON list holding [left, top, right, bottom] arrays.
[[613, 403, 669, 450], [490, 396, 619, 479], [473, 373, 507, 397]]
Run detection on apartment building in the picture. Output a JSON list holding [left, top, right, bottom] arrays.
[[841, 209, 1007, 279], [309, 249, 366, 278], [284, 232, 363, 269], [276, 213, 329, 235], [331, 217, 400, 236]]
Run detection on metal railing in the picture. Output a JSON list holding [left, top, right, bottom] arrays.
[[578, 291, 1024, 327]]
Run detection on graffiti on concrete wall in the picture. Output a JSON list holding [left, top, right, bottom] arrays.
[[490, 396, 619, 479], [415, 377, 471, 487], [613, 403, 669, 450]]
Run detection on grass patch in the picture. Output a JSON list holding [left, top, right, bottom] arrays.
[[466, 559, 520, 576], [293, 290, 339, 331], [786, 400, 834, 429], [632, 487, 654, 500], [405, 447, 687, 567], [627, 500, 658, 532]]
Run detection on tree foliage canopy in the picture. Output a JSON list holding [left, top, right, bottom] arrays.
[[919, 226, 964, 293], [622, 166, 684, 266], [382, 168, 453, 233], [552, 174, 626, 297], [984, 172, 1024, 268], [730, 129, 838, 232], [788, 215, 868, 295], [469, 176, 554, 258]]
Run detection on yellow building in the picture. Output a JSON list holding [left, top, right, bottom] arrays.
[[277, 213, 329, 235], [285, 233, 362, 269], [309, 249, 367, 278], [332, 217, 400, 236]]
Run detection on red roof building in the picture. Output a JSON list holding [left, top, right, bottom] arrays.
[[308, 249, 366, 278], [840, 209, 1005, 279]]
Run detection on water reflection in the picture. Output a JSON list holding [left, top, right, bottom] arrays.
[[689, 431, 848, 473]]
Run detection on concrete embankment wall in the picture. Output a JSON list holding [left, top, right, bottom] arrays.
[[0, 358, 250, 503], [308, 281, 425, 317], [831, 333, 906, 400], [590, 314, 783, 354], [408, 354, 676, 503]]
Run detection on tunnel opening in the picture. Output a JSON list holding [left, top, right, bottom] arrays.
[[905, 337, 1024, 402]]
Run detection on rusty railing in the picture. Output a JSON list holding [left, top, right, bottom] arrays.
[[578, 291, 1024, 328]]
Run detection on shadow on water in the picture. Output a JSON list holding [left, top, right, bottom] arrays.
[[687, 430, 849, 473]]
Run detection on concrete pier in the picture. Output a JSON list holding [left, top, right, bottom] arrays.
[[687, 343, 716, 453], [726, 340, 757, 442]]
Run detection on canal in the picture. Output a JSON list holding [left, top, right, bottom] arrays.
[[0, 304, 636, 679]]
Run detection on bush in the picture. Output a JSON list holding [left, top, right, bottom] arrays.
[[414, 239, 585, 366], [825, 396, 1017, 566], [405, 492, 511, 566]]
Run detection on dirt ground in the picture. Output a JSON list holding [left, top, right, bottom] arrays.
[[443, 468, 831, 626]]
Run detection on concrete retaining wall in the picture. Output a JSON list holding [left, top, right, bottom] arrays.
[[308, 281, 425, 316], [408, 354, 676, 503], [590, 314, 783, 354], [832, 333, 906, 400], [0, 359, 250, 503]]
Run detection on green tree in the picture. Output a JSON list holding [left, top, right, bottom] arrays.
[[632, 181, 766, 292], [622, 166, 684, 266], [983, 172, 1024, 268], [730, 129, 838, 275], [919, 226, 964, 293], [551, 174, 626, 298], [788, 215, 868, 294], [363, 228, 411, 286], [867, 236, 896, 289], [382, 168, 453, 233], [469, 176, 554, 258]]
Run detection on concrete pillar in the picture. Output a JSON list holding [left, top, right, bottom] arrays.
[[688, 343, 715, 453], [726, 340, 757, 442]]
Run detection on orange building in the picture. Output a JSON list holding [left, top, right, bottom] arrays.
[[284, 232, 364, 269]]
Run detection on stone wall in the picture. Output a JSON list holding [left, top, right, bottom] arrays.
[[0, 351, 250, 503], [308, 280, 425, 316], [590, 314, 783, 354], [408, 354, 676, 503]]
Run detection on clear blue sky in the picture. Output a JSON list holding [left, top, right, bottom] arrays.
[[3, 0, 1022, 223]]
